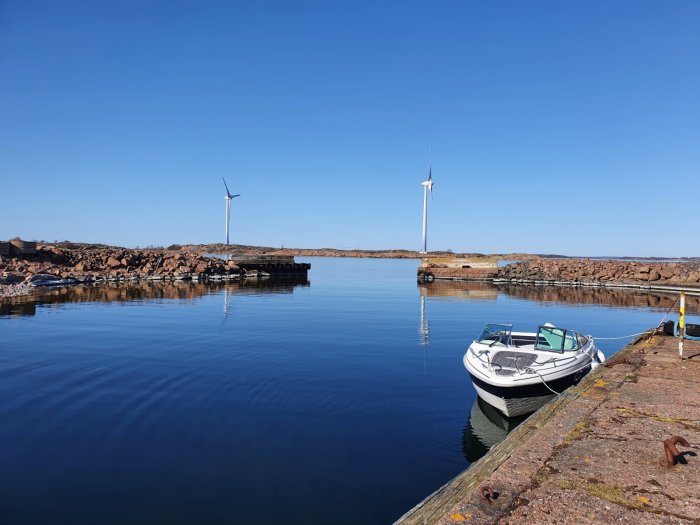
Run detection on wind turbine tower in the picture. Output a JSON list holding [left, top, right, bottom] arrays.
[[222, 177, 240, 245], [420, 165, 434, 254]]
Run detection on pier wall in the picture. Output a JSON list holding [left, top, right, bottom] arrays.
[[230, 255, 310, 277], [419, 257, 498, 280]]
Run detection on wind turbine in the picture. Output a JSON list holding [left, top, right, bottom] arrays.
[[420, 164, 434, 254], [222, 177, 240, 245]]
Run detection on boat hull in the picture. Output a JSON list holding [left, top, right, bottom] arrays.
[[468, 365, 591, 417]]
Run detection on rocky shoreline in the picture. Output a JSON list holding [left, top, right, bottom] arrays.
[[0, 245, 243, 298], [496, 258, 700, 288], [3, 244, 700, 300]]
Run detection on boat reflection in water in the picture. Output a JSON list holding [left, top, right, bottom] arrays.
[[462, 396, 528, 464]]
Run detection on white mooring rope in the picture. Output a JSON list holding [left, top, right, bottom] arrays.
[[595, 331, 654, 341], [525, 367, 562, 396], [594, 293, 682, 341]]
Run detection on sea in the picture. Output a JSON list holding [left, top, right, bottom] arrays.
[[0, 257, 693, 524]]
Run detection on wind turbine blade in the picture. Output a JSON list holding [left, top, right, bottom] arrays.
[[428, 165, 432, 181], [232, 194, 241, 198], [222, 177, 232, 198]]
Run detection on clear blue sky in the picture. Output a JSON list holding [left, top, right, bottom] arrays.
[[1, 1, 698, 256]]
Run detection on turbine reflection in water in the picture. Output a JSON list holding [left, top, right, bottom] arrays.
[[223, 287, 232, 318], [419, 292, 430, 374]]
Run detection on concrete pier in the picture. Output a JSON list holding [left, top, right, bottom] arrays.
[[229, 255, 310, 277], [418, 257, 498, 280], [397, 333, 700, 524]]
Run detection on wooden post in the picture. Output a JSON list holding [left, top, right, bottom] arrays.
[[679, 292, 685, 359]]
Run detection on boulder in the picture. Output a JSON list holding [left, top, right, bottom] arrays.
[[659, 269, 674, 280], [1, 273, 25, 283]]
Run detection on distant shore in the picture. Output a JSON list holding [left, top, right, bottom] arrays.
[[183, 243, 699, 262], [183, 242, 533, 260]]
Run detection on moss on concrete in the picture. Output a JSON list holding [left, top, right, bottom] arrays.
[[555, 479, 646, 511], [564, 419, 592, 444], [614, 407, 700, 431]]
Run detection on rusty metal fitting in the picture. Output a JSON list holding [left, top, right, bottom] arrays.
[[479, 485, 498, 504], [664, 436, 691, 466]]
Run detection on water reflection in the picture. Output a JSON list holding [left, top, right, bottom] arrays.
[[419, 280, 497, 301], [0, 302, 37, 317], [418, 294, 430, 348], [462, 396, 528, 464], [0, 277, 310, 317], [418, 280, 699, 314]]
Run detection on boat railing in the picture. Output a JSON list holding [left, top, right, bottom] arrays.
[[470, 346, 493, 371]]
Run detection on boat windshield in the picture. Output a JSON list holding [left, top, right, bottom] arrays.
[[477, 324, 513, 346], [534, 325, 580, 352]]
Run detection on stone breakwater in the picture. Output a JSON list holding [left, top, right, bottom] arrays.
[[497, 258, 700, 288], [0, 246, 242, 297]]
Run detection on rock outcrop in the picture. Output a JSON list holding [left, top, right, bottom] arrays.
[[0, 246, 242, 290]]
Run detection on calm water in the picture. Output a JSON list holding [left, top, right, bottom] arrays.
[[0, 258, 692, 524]]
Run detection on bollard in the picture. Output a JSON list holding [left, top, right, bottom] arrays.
[[479, 486, 498, 504], [664, 436, 691, 466], [679, 292, 685, 359]]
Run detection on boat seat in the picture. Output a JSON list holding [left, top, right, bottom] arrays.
[[491, 351, 537, 370]]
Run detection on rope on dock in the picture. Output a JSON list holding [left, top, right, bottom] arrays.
[[596, 331, 655, 340]]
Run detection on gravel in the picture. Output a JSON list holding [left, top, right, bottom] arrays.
[[0, 283, 34, 299]]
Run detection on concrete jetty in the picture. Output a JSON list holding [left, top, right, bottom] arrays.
[[229, 254, 310, 277], [418, 257, 499, 280], [397, 333, 700, 524]]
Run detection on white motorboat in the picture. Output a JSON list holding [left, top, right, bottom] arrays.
[[463, 323, 605, 417]]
